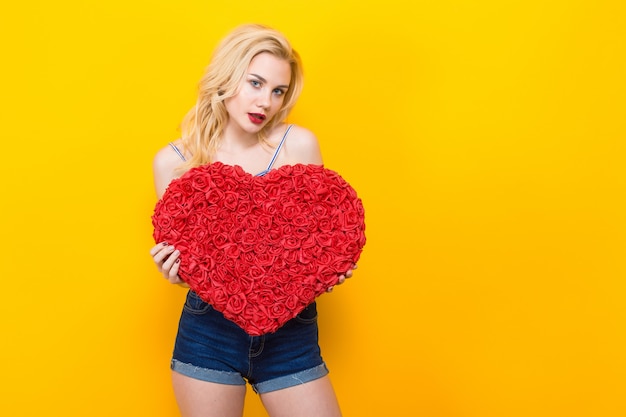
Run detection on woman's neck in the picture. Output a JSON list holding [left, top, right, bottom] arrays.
[[220, 123, 259, 153]]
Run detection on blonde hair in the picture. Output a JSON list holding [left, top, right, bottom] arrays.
[[177, 24, 304, 171]]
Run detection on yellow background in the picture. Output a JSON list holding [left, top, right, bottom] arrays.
[[1, 1, 625, 416]]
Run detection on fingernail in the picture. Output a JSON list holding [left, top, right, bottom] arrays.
[[162, 242, 168, 246]]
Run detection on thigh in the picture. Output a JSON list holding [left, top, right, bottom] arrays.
[[172, 371, 246, 417], [260, 375, 342, 417]]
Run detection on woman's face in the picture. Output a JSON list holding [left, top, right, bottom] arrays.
[[224, 52, 291, 135]]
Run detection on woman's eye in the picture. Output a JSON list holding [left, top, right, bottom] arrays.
[[273, 89, 285, 96], [250, 80, 261, 87]]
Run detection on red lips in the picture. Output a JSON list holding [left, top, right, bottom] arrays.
[[248, 113, 266, 124]]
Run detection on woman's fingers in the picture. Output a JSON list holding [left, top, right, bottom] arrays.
[[327, 264, 358, 292], [150, 242, 184, 284], [162, 250, 180, 279], [149, 241, 168, 257], [151, 243, 175, 268]]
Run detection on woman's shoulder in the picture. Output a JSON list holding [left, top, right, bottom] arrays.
[[283, 124, 316, 141], [277, 124, 323, 164], [153, 141, 187, 198], [154, 141, 187, 169]]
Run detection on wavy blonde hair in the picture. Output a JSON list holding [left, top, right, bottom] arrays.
[[176, 24, 304, 172]]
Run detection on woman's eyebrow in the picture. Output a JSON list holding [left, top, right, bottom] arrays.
[[249, 73, 289, 90]]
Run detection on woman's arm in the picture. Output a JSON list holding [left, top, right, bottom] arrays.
[[151, 144, 188, 286], [153, 143, 185, 199]]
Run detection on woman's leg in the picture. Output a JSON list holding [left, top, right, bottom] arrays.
[[172, 371, 247, 417], [260, 375, 342, 417]]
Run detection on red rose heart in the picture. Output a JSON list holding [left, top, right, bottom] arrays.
[[152, 162, 366, 335]]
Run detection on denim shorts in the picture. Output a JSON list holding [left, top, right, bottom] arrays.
[[171, 290, 329, 394]]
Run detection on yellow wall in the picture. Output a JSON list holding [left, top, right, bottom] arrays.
[[1, 1, 625, 416]]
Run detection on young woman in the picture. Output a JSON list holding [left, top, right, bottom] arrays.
[[149, 24, 354, 417]]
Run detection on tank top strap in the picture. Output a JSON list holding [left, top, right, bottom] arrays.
[[168, 142, 187, 162], [262, 124, 293, 173]]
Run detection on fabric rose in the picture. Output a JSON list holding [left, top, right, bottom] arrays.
[[152, 162, 366, 335]]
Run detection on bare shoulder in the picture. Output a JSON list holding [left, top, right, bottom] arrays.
[[153, 142, 185, 172], [153, 142, 187, 198], [281, 124, 323, 165]]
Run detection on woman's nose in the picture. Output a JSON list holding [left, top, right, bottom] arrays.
[[256, 90, 271, 109]]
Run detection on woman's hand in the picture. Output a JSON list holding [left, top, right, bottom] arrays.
[[149, 242, 188, 287], [327, 264, 357, 293]]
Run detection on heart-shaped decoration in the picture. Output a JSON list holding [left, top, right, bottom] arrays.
[[152, 162, 366, 335]]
